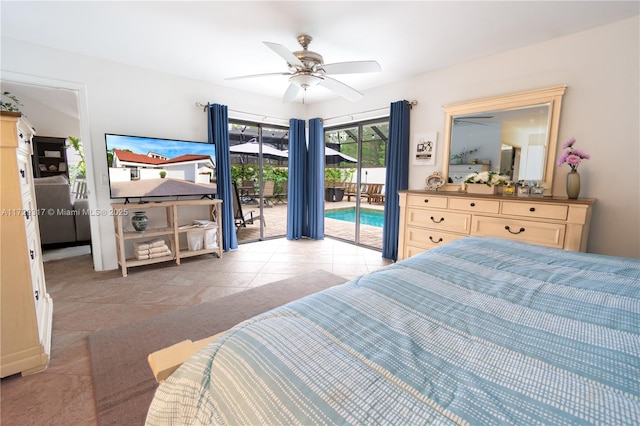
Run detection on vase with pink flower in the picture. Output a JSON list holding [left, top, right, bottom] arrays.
[[557, 137, 590, 199]]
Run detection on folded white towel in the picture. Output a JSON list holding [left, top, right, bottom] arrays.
[[134, 239, 166, 251], [135, 249, 171, 260], [135, 244, 169, 256], [149, 250, 171, 259]]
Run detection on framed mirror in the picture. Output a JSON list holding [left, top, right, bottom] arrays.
[[442, 85, 567, 196]]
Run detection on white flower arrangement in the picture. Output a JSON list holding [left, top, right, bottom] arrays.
[[462, 171, 509, 189]]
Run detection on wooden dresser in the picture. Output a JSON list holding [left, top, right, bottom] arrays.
[[398, 190, 595, 260], [1, 112, 53, 377]]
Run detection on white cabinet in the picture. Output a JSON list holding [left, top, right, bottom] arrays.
[[398, 190, 595, 260], [112, 199, 223, 277], [448, 164, 490, 183], [1, 112, 53, 378]]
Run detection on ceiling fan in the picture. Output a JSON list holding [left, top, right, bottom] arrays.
[[226, 34, 381, 103]]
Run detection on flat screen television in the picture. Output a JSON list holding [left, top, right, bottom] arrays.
[[105, 133, 216, 201]]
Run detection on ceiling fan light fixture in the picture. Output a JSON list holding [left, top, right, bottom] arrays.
[[289, 73, 322, 89]]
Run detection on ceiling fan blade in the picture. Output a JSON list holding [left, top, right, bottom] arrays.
[[318, 76, 363, 102], [225, 72, 291, 81], [263, 41, 303, 68], [322, 60, 381, 75], [282, 84, 301, 103]]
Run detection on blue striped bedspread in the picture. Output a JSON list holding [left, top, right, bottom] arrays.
[[146, 237, 640, 425]]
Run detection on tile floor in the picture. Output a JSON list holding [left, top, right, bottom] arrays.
[[0, 237, 392, 425]]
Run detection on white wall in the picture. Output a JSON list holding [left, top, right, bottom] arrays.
[[2, 15, 638, 263], [310, 16, 640, 259], [1, 38, 300, 270]]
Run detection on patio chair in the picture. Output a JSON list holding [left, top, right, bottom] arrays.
[[238, 180, 257, 204], [274, 180, 288, 204], [365, 183, 385, 204], [344, 182, 358, 201], [232, 183, 265, 230], [262, 180, 276, 207]]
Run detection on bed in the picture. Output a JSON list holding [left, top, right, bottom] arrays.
[[146, 237, 640, 425]]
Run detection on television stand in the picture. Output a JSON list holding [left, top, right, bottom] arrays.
[[112, 199, 223, 277]]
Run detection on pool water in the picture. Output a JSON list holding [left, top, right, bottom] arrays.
[[325, 208, 384, 228]]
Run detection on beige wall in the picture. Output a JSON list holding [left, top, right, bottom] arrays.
[[310, 16, 640, 259], [2, 16, 638, 266]]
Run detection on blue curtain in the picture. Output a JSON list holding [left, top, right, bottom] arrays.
[[287, 119, 307, 240], [306, 118, 325, 239], [208, 103, 238, 251], [382, 100, 410, 261]]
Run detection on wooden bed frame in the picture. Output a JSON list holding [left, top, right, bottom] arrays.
[[148, 332, 224, 382]]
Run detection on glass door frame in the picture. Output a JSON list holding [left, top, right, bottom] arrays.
[[324, 117, 388, 250], [229, 119, 289, 243]]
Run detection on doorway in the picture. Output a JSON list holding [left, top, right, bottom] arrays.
[[1, 74, 100, 269], [324, 118, 389, 250]]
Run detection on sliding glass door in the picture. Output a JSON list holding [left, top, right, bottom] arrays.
[[324, 119, 389, 250], [229, 121, 289, 243]]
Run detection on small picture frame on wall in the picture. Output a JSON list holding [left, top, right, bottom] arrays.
[[413, 131, 437, 166], [44, 150, 61, 158]]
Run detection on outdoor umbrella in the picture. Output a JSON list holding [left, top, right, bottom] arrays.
[[282, 147, 357, 164], [325, 146, 357, 164], [229, 141, 288, 160]]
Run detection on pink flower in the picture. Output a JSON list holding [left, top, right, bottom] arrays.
[[562, 137, 576, 149], [558, 137, 590, 172], [566, 154, 582, 166]]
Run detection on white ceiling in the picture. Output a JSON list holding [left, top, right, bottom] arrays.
[[1, 1, 639, 104]]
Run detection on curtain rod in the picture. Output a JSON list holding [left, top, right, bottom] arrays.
[[322, 100, 417, 122], [195, 99, 417, 123], [195, 102, 290, 123]]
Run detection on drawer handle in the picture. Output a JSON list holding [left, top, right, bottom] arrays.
[[505, 226, 525, 235], [529, 207, 536, 212], [470, 202, 475, 207], [30, 249, 35, 260], [19, 132, 24, 139], [19, 169, 25, 178], [34, 290, 39, 301], [430, 216, 445, 224], [429, 236, 443, 244], [423, 199, 429, 203], [25, 210, 30, 220]]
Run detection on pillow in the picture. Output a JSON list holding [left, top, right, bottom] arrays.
[[35, 175, 69, 184]]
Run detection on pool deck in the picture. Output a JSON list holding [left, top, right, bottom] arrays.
[[236, 198, 384, 250]]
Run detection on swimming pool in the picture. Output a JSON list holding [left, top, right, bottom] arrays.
[[324, 208, 384, 228]]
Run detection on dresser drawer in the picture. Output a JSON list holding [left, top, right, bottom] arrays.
[[406, 227, 466, 250], [16, 151, 33, 195], [472, 216, 566, 249], [407, 208, 471, 234], [406, 194, 448, 209], [16, 122, 33, 155], [502, 201, 568, 221], [449, 198, 500, 214]]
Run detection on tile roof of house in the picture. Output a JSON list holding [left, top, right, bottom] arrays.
[[164, 154, 213, 164], [113, 149, 166, 165], [113, 149, 212, 165]]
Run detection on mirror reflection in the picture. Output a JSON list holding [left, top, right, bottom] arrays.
[[448, 104, 551, 183], [442, 85, 567, 195]]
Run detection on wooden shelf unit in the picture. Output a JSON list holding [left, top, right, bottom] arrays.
[[112, 199, 223, 277], [31, 136, 69, 178]]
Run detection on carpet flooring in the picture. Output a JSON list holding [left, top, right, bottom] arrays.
[[88, 269, 347, 426]]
